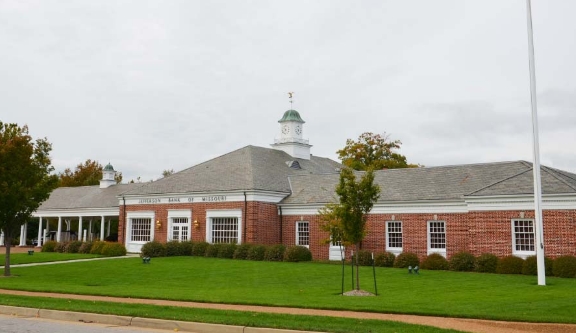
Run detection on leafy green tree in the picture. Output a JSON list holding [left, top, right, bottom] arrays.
[[162, 169, 175, 178], [319, 167, 380, 291], [337, 132, 419, 171], [0, 122, 59, 276], [59, 159, 122, 187]]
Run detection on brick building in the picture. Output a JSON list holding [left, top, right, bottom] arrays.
[[28, 109, 576, 260]]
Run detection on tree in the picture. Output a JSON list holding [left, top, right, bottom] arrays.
[[58, 159, 122, 187], [162, 169, 175, 178], [337, 132, 419, 171], [0, 122, 59, 276], [319, 167, 380, 291]]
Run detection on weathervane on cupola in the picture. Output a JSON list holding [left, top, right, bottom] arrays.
[[270, 92, 312, 160]]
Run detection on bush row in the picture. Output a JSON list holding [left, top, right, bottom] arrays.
[[41, 240, 126, 257], [140, 241, 312, 262]]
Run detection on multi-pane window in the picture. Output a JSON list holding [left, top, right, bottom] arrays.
[[131, 218, 151, 242], [513, 219, 535, 252], [171, 217, 189, 242], [296, 221, 310, 247], [428, 221, 446, 251], [386, 221, 403, 250], [211, 217, 238, 244]]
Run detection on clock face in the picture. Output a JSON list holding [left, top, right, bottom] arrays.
[[295, 125, 302, 135], [282, 125, 290, 135]]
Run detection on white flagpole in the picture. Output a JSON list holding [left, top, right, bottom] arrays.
[[526, 0, 546, 286]]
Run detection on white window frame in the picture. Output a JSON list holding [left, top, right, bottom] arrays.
[[427, 220, 446, 257], [206, 209, 242, 244], [386, 221, 403, 255], [125, 211, 155, 246], [296, 221, 310, 248], [167, 210, 192, 242], [511, 219, 536, 258]]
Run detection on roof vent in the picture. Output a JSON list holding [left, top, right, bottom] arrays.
[[286, 160, 302, 169]]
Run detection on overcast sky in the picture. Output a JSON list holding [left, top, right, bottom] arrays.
[[2, 1, 575, 182]]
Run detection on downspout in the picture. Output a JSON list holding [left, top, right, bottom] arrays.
[[243, 192, 247, 244], [122, 196, 126, 245], [279, 206, 283, 244]]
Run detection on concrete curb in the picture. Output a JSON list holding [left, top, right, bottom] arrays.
[[0, 305, 324, 333]]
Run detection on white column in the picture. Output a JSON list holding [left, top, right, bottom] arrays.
[[88, 220, 93, 241], [107, 220, 111, 237], [83, 229, 87, 242], [37, 217, 43, 247], [78, 216, 83, 242], [0, 231, 4, 246], [19, 224, 26, 246], [43, 228, 47, 245], [100, 216, 105, 241], [56, 216, 62, 242]]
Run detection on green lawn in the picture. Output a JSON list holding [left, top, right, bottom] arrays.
[[1, 256, 574, 324], [0, 252, 101, 265]]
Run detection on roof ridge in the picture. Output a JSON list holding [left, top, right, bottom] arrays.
[[377, 160, 526, 172], [541, 166, 576, 192], [467, 167, 532, 196]]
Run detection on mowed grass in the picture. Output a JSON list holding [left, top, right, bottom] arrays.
[[1, 256, 575, 323], [0, 252, 101, 265]]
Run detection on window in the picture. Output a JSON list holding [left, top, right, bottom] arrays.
[[206, 210, 242, 244], [296, 221, 310, 247], [512, 219, 535, 256], [428, 221, 446, 256], [386, 221, 403, 253], [131, 218, 151, 242], [168, 210, 192, 242]]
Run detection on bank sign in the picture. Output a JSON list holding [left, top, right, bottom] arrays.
[[127, 195, 229, 205]]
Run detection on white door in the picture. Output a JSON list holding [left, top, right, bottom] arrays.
[[329, 239, 345, 261]]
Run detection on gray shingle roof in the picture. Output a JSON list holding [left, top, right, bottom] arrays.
[[122, 145, 342, 196], [37, 183, 145, 210], [281, 161, 576, 205]]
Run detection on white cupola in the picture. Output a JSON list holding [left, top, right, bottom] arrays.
[[271, 109, 312, 160], [100, 163, 117, 188]]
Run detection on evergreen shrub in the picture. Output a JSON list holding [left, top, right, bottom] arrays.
[[191, 242, 209, 256], [264, 245, 286, 261], [393, 252, 419, 268], [374, 252, 395, 267], [165, 240, 184, 256], [522, 255, 554, 276], [55, 242, 68, 253], [421, 253, 449, 270], [475, 253, 498, 273], [247, 245, 266, 261], [218, 243, 237, 259], [354, 250, 374, 266], [205, 243, 222, 258], [283, 246, 312, 262], [496, 256, 524, 274], [449, 251, 476, 271], [179, 241, 194, 256], [78, 242, 93, 254], [41, 240, 58, 252], [552, 255, 576, 278], [233, 243, 252, 260], [101, 242, 127, 257], [90, 241, 107, 255], [66, 241, 83, 253], [140, 241, 166, 257]]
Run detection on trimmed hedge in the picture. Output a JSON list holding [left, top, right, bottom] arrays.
[[354, 250, 374, 266], [421, 253, 449, 270], [165, 240, 185, 256], [205, 244, 222, 258], [140, 241, 166, 257], [55, 242, 68, 253], [496, 256, 524, 274], [552, 255, 576, 278], [475, 253, 498, 273], [65, 241, 83, 253], [394, 252, 419, 268], [78, 242, 93, 254], [101, 242, 127, 256], [283, 246, 312, 262], [41, 240, 58, 252], [449, 251, 476, 272], [233, 244, 252, 260], [374, 252, 395, 267], [247, 245, 266, 261], [264, 245, 286, 262], [522, 255, 554, 276], [192, 242, 209, 257], [218, 243, 237, 259]]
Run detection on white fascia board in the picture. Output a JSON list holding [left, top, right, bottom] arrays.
[[465, 193, 576, 211], [119, 190, 289, 205], [33, 208, 119, 218], [279, 200, 468, 216]]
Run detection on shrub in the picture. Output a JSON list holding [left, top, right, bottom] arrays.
[[475, 253, 499, 273], [140, 241, 166, 257], [90, 241, 107, 255], [522, 256, 554, 276], [552, 255, 576, 278], [165, 241, 185, 256], [55, 242, 68, 253], [78, 242, 93, 254], [283, 246, 312, 262], [247, 245, 266, 261], [205, 243, 223, 258], [179, 241, 194, 256], [375, 252, 395, 267], [192, 242, 209, 256], [352, 250, 374, 266], [66, 241, 83, 253], [393, 252, 419, 268], [218, 243, 237, 259], [449, 251, 476, 271], [264, 245, 286, 262], [41, 240, 58, 252], [421, 253, 449, 270], [496, 256, 524, 274], [101, 243, 127, 257], [233, 244, 253, 260]]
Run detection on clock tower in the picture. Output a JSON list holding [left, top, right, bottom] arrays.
[[271, 109, 312, 160]]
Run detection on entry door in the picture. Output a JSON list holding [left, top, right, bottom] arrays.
[[171, 218, 190, 241], [329, 239, 345, 261]]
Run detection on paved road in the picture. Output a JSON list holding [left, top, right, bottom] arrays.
[[0, 314, 174, 333]]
